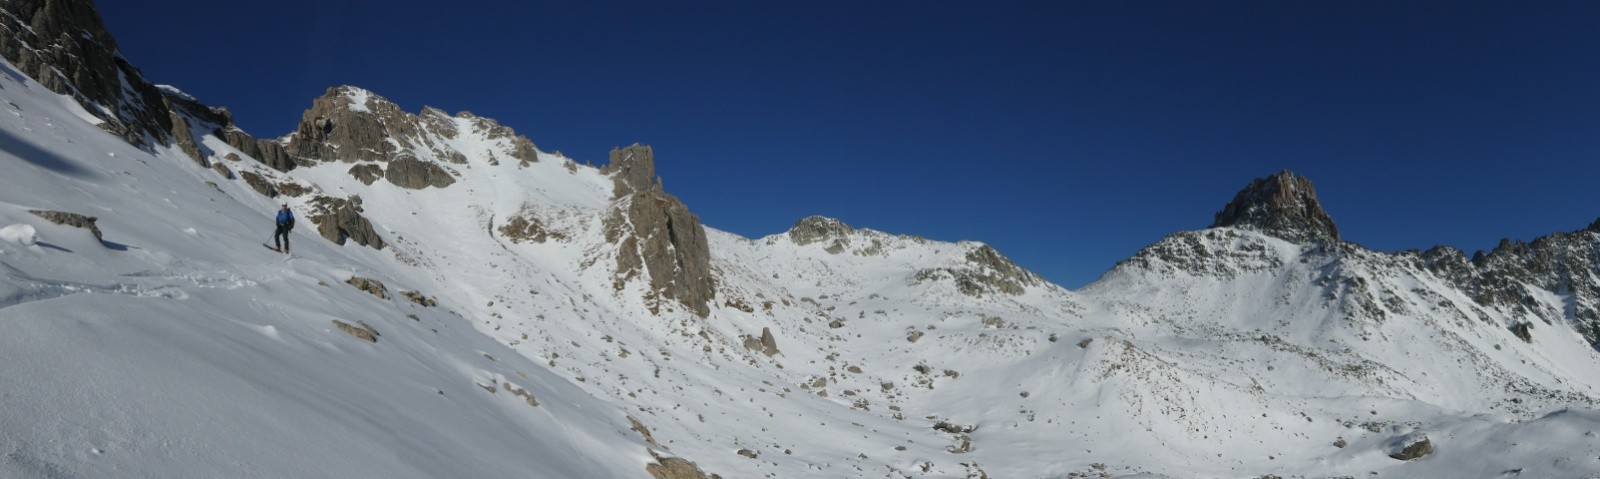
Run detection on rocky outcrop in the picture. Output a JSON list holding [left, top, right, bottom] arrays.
[[28, 209, 102, 241], [1212, 170, 1340, 243], [459, 110, 538, 167], [383, 156, 456, 189], [346, 276, 390, 300], [1418, 222, 1600, 345], [284, 86, 405, 164], [217, 127, 296, 172], [332, 319, 379, 343], [282, 86, 532, 182], [0, 0, 172, 145], [239, 171, 278, 198], [0, 0, 302, 174], [789, 216, 854, 253], [602, 145, 715, 317], [348, 164, 383, 185], [646, 455, 720, 479], [602, 143, 658, 198], [498, 209, 567, 244], [913, 244, 1043, 297], [307, 196, 386, 250]]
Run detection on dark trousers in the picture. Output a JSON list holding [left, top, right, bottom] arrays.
[[274, 224, 292, 251]]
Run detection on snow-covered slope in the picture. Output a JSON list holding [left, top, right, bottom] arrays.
[[5, 2, 1600, 478], [0, 59, 663, 479]]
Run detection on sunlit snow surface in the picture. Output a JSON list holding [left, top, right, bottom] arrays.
[[3, 58, 1600, 478]]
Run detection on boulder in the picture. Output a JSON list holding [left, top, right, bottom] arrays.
[[1387, 434, 1433, 461]]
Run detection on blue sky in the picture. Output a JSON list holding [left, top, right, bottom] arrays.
[[99, 1, 1600, 288]]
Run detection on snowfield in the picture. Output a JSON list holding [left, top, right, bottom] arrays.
[[3, 51, 1600, 479]]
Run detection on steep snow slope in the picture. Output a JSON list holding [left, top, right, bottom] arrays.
[[0, 59, 661, 479]]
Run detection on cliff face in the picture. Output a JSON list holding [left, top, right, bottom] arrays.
[[602, 144, 715, 317], [0, 0, 175, 145]]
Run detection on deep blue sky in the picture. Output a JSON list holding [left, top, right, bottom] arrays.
[[99, 1, 1600, 288]]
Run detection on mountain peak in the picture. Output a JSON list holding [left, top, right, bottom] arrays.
[[1211, 170, 1340, 243]]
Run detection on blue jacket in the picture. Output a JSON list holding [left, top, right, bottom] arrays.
[[277, 209, 294, 226]]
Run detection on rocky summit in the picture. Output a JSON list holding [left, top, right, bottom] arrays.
[[1211, 170, 1340, 243]]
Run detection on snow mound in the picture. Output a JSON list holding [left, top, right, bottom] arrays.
[[0, 223, 37, 247]]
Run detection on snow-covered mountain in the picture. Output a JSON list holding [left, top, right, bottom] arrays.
[[4, 2, 1600, 478]]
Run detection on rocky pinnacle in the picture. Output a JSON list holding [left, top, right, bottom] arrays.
[[1211, 170, 1340, 243]]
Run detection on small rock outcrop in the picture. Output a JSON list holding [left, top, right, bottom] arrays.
[[216, 127, 297, 172], [1510, 321, 1533, 343], [332, 320, 378, 343], [913, 244, 1043, 297], [1212, 170, 1340, 243], [646, 454, 720, 479], [788, 216, 856, 253], [348, 164, 383, 185], [28, 209, 102, 241], [400, 290, 436, 307], [498, 212, 566, 244], [346, 276, 390, 300], [1387, 434, 1433, 461], [789, 216, 854, 245], [239, 171, 278, 198], [307, 196, 386, 250], [602, 145, 715, 317], [743, 327, 780, 356], [384, 155, 456, 189]]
